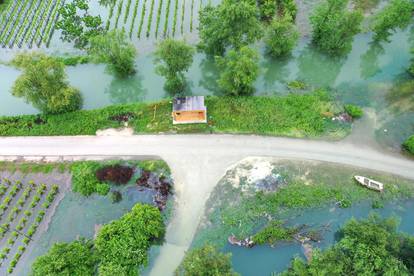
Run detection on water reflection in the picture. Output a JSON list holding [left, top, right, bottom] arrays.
[[105, 74, 147, 104], [199, 57, 222, 96], [360, 42, 385, 80], [296, 44, 346, 88], [261, 56, 291, 90]]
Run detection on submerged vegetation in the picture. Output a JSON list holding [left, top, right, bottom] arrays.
[[0, 92, 351, 139], [194, 160, 414, 248]]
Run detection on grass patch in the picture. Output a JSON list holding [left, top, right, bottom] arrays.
[[0, 92, 350, 139]]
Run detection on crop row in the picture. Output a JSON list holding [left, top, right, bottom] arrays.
[[0, 0, 64, 49], [105, 0, 198, 39], [0, 179, 59, 273]]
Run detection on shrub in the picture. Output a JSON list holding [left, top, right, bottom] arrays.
[[95, 204, 164, 274], [403, 135, 414, 155], [96, 183, 111, 196], [344, 104, 363, 119], [265, 16, 299, 57], [96, 165, 134, 185], [176, 244, 237, 275], [111, 190, 123, 203], [310, 0, 363, 55], [253, 220, 298, 244], [70, 161, 102, 196]]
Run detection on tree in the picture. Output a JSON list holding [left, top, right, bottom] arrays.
[[257, 0, 297, 22], [95, 204, 164, 274], [265, 16, 299, 57], [371, 0, 414, 42], [175, 244, 238, 276], [88, 30, 137, 77], [310, 0, 363, 55], [403, 135, 414, 155], [198, 0, 262, 56], [57, 0, 104, 49], [216, 46, 259, 96], [11, 53, 82, 114], [154, 39, 195, 94], [31, 239, 96, 276], [281, 215, 414, 275]]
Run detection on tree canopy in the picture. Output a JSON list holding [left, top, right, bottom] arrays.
[[257, 0, 297, 22], [371, 0, 414, 42], [281, 214, 414, 275], [95, 203, 164, 274], [216, 46, 259, 96], [88, 29, 137, 77], [57, 0, 104, 49], [154, 39, 195, 94], [31, 239, 96, 276], [198, 0, 262, 56], [264, 16, 299, 57], [11, 53, 82, 114], [176, 244, 238, 276], [310, 0, 363, 55]]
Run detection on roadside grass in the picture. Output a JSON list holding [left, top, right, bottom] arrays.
[[0, 92, 351, 139], [193, 160, 414, 247]]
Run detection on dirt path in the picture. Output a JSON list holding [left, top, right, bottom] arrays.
[[0, 134, 413, 275]]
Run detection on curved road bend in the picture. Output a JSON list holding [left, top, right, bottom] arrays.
[[0, 134, 413, 275]]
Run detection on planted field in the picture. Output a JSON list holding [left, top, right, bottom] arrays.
[[0, 177, 60, 274], [0, 0, 64, 49], [105, 0, 202, 41]]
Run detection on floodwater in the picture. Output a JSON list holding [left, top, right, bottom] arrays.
[[0, 26, 413, 147], [226, 199, 414, 275], [13, 184, 155, 276]]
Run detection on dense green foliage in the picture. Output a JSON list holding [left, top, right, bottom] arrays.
[[154, 39, 195, 94], [371, 0, 414, 42], [0, 0, 11, 13], [95, 204, 164, 274], [344, 104, 363, 118], [57, 0, 105, 49], [31, 203, 164, 275], [252, 220, 298, 245], [257, 0, 297, 22], [403, 135, 414, 155], [55, 55, 90, 66], [31, 239, 96, 276], [88, 30, 137, 77], [216, 46, 260, 96], [281, 215, 414, 275], [198, 0, 262, 56], [11, 53, 82, 114], [310, 0, 363, 55], [176, 244, 238, 276], [0, 93, 349, 138], [70, 161, 110, 196], [265, 16, 299, 57]]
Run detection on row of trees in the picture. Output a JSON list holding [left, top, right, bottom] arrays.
[[31, 203, 164, 275]]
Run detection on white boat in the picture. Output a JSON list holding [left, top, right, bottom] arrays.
[[354, 176, 384, 192]]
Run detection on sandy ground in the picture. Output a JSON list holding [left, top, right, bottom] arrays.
[[0, 134, 413, 275]]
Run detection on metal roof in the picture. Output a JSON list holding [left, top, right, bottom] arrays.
[[173, 96, 206, 112]]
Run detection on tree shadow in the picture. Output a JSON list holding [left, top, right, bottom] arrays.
[[105, 73, 147, 104], [359, 42, 385, 80], [261, 55, 292, 90], [296, 44, 347, 89], [198, 57, 223, 96]]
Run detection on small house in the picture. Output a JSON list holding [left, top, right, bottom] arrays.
[[172, 96, 207, 125]]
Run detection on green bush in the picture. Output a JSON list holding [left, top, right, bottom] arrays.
[[96, 183, 110, 196], [344, 104, 363, 118], [95, 204, 164, 274], [70, 161, 102, 196], [403, 135, 414, 155], [253, 220, 298, 244]]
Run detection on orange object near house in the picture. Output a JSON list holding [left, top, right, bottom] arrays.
[[172, 96, 207, 125]]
